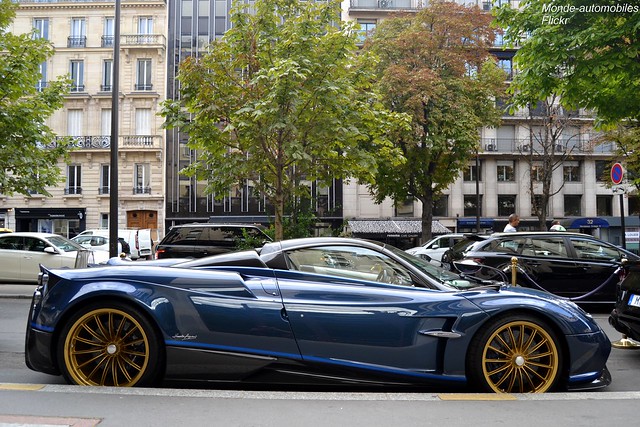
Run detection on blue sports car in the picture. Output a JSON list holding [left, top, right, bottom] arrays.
[[25, 237, 611, 393]]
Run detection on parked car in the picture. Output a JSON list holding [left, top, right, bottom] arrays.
[[26, 237, 611, 393], [0, 232, 110, 282], [609, 260, 640, 342], [76, 229, 152, 260], [405, 233, 465, 262], [155, 223, 272, 259], [442, 232, 639, 304], [71, 235, 130, 256]]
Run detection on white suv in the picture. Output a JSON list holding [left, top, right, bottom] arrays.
[[405, 234, 464, 262]]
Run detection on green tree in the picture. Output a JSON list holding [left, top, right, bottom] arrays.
[[364, 1, 505, 242], [495, 0, 640, 124], [0, 0, 72, 196], [495, 0, 640, 225], [162, 0, 405, 240]]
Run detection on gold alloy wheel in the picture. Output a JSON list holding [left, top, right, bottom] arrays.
[[63, 308, 150, 386], [481, 320, 559, 393]]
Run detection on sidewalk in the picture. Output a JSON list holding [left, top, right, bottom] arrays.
[[0, 284, 37, 299]]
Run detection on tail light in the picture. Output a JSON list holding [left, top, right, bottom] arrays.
[[155, 248, 165, 259]]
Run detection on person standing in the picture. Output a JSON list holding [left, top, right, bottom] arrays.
[[503, 214, 519, 232], [550, 220, 566, 231]]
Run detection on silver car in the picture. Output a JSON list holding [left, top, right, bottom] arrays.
[[0, 232, 109, 282]]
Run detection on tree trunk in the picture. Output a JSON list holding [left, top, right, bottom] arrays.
[[420, 190, 434, 243]]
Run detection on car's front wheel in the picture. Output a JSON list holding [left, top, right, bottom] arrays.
[[57, 302, 162, 387], [467, 314, 563, 393]]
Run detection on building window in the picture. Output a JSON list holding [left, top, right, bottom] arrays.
[[629, 195, 640, 216], [356, 20, 376, 43], [595, 160, 609, 182], [138, 16, 153, 40], [69, 18, 86, 47], [563, 162, 581, 182], [564, 195, 582, 216], [464, 195, 482, 217], [498, 58, 513, 79], [102, 60, 113, 91], [66, 165, 82, 195], [67, 109, 83, 137], [103, 17, 114, 47], [36, 62, 47, 92], [33, 18, 49, 40], [498, 195, 516, 217], [433, 195, 448, 217], [134, 163, 151, 194], [100, 213, 109, 228], [596, 195, 612, 216], [136, 59, 152, 90], [530, 164, 543, 181], [70, 60, 84, 92], [395, 198, 414, 217], [497, 160, 515, 182], [463, 162, 482, 182], [99, 164, 110, 195], [101, 109, 111, 137]]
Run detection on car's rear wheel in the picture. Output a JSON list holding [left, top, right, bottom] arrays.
[[57, 302, 162, 387], [467, 314, 563, 393]]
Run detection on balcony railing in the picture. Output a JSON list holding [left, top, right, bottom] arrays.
[[134, 83, 153, 91], [133, 186, 151, 195], [121, 34, 166, 47], [480, 138, 617, 154], [98, 186, 110, 195], [100, 84, 112, 92], [64, 187, 83, 195], [35, 81, 48, 92], [67, 36, 86, 48], [70, 84, 85, 93], [50, 135, 162, 150], [102, 35, 114, 48], [350, 0, 423, 10]]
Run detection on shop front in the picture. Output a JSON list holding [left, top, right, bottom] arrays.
[[14, 208, 86, 238]]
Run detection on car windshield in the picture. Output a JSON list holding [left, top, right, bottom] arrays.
[[385, 244, 476, 289], [48, 235, 84, 252]]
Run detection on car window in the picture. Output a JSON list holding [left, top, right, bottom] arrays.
[[47, 235, 83, 252], [164, 227, 202, 244], [570, 238, 621, 261], [0, 236, 25, 250], [24, 237, 48, 252], [286, 245, 414, 287], [481, 237, 526, 254], [521, 237, 567, 258]]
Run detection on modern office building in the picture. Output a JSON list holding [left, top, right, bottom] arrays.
[[2, 0, 167, 241]]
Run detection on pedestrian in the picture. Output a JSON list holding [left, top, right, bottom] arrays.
[[503, 213, 519, 232], [550, 220, 566, 232]]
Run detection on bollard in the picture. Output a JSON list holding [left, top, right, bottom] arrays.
[[511, 256, 518, 286]]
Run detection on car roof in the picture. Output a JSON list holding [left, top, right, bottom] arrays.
[[169, 223, 265, 228], [0, 232, 62, 238]]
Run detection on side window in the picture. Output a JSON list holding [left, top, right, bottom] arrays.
[[523, 237, 568, 258], [165, 227, 201, 244], [571, 238, 620, 261], [286, 246, 414, 287], [0, 236, 25, 250], [483, 237, 524, 254], [25, 237, 47, 252]]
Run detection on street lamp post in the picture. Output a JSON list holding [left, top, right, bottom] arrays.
[[108, 0, 121, 257]]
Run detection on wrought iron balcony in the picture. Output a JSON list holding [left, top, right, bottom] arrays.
[[67, 36, 86, 48], [49, 135, 162, 150], [102, 35, 114, 48], [133, 186, 151, 195], [349, 0, 422, 10], [64, 187, 83, 195]]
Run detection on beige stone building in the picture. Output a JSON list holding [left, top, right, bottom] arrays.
[[1, 0, 166, 241]]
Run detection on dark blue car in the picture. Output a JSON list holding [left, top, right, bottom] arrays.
[[25, 237, 611, 393]]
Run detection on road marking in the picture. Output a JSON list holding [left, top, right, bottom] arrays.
[[0, 383, 44, 391], [0, 414, 101, 426], [438, 393, 517, 401]]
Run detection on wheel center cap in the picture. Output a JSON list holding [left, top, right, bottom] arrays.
[[514, 355, 525, 366], [106, 344, 118, 355]]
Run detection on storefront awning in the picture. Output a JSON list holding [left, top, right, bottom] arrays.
[[562, 217, 609, 229], [348, 219, 451, 237]]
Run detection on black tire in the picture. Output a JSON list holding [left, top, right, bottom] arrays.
[[467, 314, 563, 393], [57, 301, 163, 387]]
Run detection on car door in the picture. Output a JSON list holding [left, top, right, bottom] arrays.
[[516, 236, 579, 297], [21, 237, 61, 281], [275, 244, 475, 374], [0, 235, 25, 281], [567, 236, 624, 302]]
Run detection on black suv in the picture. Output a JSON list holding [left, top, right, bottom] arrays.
[[155, 223, 272, 259], [442, 231, 638, 305]]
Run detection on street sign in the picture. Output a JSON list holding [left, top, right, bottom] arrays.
[[611, 162, 624, 185]]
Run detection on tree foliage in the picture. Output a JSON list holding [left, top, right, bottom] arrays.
[[364, 0, 505, 241], [162, 0, 405, 240], [0, 0, 72, 196], [495, 0, 640, 124]]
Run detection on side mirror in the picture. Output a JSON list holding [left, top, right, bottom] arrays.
[[44, 246, 59, 255], [431, 244, 440, 249]]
